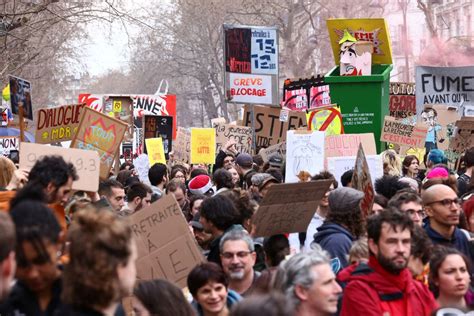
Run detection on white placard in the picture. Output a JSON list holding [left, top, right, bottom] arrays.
[[327, 155, 383, 186]]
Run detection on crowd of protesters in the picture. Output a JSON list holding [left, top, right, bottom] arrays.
[[0, 139, 473, 315]]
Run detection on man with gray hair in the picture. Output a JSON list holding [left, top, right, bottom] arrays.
[[280, 249, 342, 316], [219, 229, 258, 296]]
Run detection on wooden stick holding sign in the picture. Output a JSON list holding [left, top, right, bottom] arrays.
[[351, 143, 375, 218], [251, 180, 333, 237]]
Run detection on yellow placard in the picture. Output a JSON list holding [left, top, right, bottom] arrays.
[[146, 138, 166, 165], [191, 128, 216, 164], [306, 106, 343, 135], [327, 18, 393, 65], [113, 100, 122, 112]]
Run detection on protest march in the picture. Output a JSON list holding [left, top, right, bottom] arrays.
[[1, 10, 474, 316]]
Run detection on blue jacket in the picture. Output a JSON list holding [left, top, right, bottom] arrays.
[[191, 289, 241, 316], [425, 223, 473, 263], [313, 222, 354, 271]]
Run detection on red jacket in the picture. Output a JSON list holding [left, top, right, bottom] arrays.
[[340, 256, 437, 316]]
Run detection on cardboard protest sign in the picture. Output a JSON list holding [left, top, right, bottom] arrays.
[[78, 94, 104, 112], [214, 124, 252, 154], [211, 117, 226, 126], [190, 128, 216, 164], [327, 18, 393, 65], [306, 105, 344, 135], [421, 104, 460, 152], [285, 130, 325, 183], [19, 142, 100, 192], [415, 66, 474, 115], [35, 103, 86, 144], [0, 136, 19, 157], [252, 180, 333, 237], [145, 138, 166, 165], [327, 155, 382, 187], [132, 94, 177, 139], [380, 116, 428, 148], [325, 133, 376, 158], [224, 25, 279, 105], [173, 127, 191, 163], [9, 75, 33, 121], [450, 117, 474, 154], [71, 107, 127, 179], [129, 194, 204, 287], [259, 141, 286, 163], [134, 154, 151, 185], [243, 104, 307, 148], [389, 82, 416, 119], [143, 115, 173, 160], [351, 144, 375, 218]]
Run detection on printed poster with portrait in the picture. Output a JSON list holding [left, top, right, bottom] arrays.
[[9, 75, 33, 121]]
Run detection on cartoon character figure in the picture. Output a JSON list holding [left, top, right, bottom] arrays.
[[339, 30, 373, 76]]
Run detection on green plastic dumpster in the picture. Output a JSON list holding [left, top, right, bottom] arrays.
[[325, 64, 393, 153]]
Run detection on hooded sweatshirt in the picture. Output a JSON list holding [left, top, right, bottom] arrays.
[[313, 222, 354, 270], [340, 256, 437, 316]]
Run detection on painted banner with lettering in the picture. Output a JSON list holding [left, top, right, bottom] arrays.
[[389, 82, 416, 119], [132, 94, 177, 139], [35, 103, 86, 143], [129, 194, 204, 288], [78, 94, 104, 112], [71, 107, 127, 179], [415, 66, 474, 115], [380, 116, 428, 148], [190, 128, 216, 164], [325, 133, 376, 158], [243, 104, 307, 149], [285, 130, 325, 183], [19, 142, 100, 191], [173, 127, 191, 164], [0, 136, 18, 157], [214, 123, 252, 154]]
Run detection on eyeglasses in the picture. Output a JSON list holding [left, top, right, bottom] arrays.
[[426, 198, 461, 207], [406, 209, 426, 218], [221, 251, 252, 260]]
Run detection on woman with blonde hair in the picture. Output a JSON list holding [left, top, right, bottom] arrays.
[[381, 149, 402, 176], [0, 156, 16, 188]]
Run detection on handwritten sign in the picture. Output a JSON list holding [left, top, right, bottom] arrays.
[[227, 73, 273, 104], [19, 142, 100, 192], [380, 116, 428, 148], [389, 82, 416, 119], [71, 107, 127, 179], [285, 130, 325, 183], [243, 104, 307, 149], [351, 144, 375, 218], [259, 141, 286, 163], [35, 103, 86, 144], [0, 136, 19, 157], [129, 194, 204, 288], [327, 155, 382, 187], [252, 180, 333, 237], [145, 138, 166, 165], [415, 66, 474, 114], [173, 127, 190, 163], [214, 123, 252, 154], [191, 128, 215, 164], [325, 133, 376, 159]]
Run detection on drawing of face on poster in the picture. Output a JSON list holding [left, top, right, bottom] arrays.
[[339, 41, 373, 76], [292, 143, 322, 177], [421, 108, 438, 130]]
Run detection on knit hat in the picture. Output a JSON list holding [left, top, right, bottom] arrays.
[[426, 167, 449, 180], [428, 149, 446, 165], [235, 153, 253, 168], [188, 175, 213, 195], [268, 154, 284, 168], [328, 187, 364, 214]]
